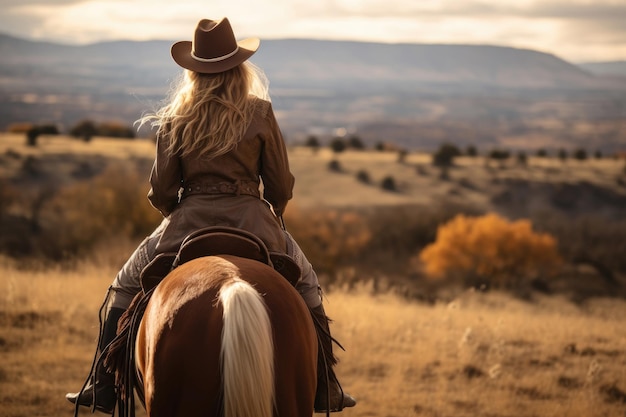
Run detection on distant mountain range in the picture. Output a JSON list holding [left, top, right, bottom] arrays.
[[1, 33, 625, 152]]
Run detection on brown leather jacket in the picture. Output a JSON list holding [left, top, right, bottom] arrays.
[[147, 98, 294, 255]]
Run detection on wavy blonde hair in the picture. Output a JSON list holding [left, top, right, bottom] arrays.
[[138, 61, 270, 159]]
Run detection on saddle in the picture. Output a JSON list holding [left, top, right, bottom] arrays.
[[140, 226, 301, 292]]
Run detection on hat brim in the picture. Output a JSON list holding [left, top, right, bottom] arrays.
[[171, 37, 260, 74]]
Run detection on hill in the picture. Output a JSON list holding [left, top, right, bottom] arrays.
[[1, 133, 625, 288], [578, 60, 626, 77], [1, 33, 626, 152]]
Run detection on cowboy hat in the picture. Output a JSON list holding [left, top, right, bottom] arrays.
[[171, 18, 260, 74]]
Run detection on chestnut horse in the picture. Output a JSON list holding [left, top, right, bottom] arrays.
[[134, 255, 318, 417]]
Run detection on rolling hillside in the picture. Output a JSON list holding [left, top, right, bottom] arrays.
[[2, 33, 625, 152]]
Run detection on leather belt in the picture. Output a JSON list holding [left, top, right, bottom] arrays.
[[181, 180, 260, 199]]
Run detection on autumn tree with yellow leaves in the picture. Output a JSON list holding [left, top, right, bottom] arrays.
[[419, 213, 562, 289]]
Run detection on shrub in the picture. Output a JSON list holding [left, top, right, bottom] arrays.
[[356, 170, 371, 184], [97, 121, 135, 139], [348, 135, 365, 150], [419, 213, 562, 289], [381, 176, 397, 192], [573, 148, 588, 161], [397, 149, 408, 163], [466, 145, 478, 157], [433, 143, 461, 167], [0, 179, 17, 220], [7, 122, 35, 134], [283, 206, 371, 275], [329, 137, 346, 154], [328, 160, 342, 172], [305, 135, 320, 151], [41, 163, 161, 257], [26, 127, 40, 147], [70, 119, 97, 142]]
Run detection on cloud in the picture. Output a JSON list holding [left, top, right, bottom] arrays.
[[0, 0, 624, 61]]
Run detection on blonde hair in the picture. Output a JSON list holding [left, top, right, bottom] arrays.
[[138, 61, 270, 159]]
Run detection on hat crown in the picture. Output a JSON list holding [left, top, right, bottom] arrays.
[[171, 17, 259, 74], [192, 18, 238, 61]]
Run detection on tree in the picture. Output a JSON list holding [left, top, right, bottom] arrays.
[[26, 127, 40, 147], [419, 213, 562, 289], [573, 148, 588, 161], [397, 149, 408, 164], [488, 149, 511, 168], [381, 176, 398, 192], [432, 143, 461, 167], [329, 137, 347, 154], [348, 135, 365, 150], [466, 145, 478, 157], [356, 170, 371, 184], [70, 119, 97, 142], [305, 135, 320, 152], [328, 160, 342, 172]]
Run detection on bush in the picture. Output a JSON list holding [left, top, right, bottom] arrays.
[[573, 148, 588, 161], [70, 119, 97, 142], [348, 135, 365, 150], [466, 145, 478, 157], [0, 178, 17, 221], [329, 137, 346, 154], [381, 176, 397, 192], [305, 135, 320, 150], [7, 123, 35, 134], [97, 121, 136, 139], [283, 207, 371, 275], [70, 119, 135, 141], [328, 160, 342, 172], [419, 213, 562, 289], [433, 143, 461, 167], [356, 170, 371, 184], [40, 163, 161, 257]]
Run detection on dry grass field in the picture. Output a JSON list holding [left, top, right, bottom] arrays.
[[1, 133, 626, 416], [1, 133, 624, 212], [1, 256, 626, 417]]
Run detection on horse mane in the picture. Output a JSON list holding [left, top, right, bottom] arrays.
[[219, 278, 275, 417]]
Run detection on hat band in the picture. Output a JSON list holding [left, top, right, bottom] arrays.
[[191, 46, 240, 63]]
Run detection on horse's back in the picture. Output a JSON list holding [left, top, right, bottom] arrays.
[[136, 255, 317, 417]]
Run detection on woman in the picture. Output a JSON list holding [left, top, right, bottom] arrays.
[[66, 17, 356, 413]]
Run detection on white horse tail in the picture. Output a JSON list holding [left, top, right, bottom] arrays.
[[219, 277, 275, 417]]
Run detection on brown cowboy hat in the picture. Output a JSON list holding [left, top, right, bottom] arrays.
[[171, 18, 259, 74]]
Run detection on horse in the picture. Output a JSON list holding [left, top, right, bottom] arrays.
[[131, 254, 319, 417]]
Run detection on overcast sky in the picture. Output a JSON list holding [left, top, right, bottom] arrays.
[[2, 0, 626, 63]]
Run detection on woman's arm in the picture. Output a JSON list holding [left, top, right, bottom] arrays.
[[260, 103, 295, 217], [147, 135, 183, 217]]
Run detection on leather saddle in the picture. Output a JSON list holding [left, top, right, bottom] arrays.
[[140, 226, 301, 292]]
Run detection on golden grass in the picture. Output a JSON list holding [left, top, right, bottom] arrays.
[[329, 284, 626, 417], [1, 258, 625, 417], [1, 133, 625, 416], [0, 133, 155, 161], [2, 132, 624, 212]]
